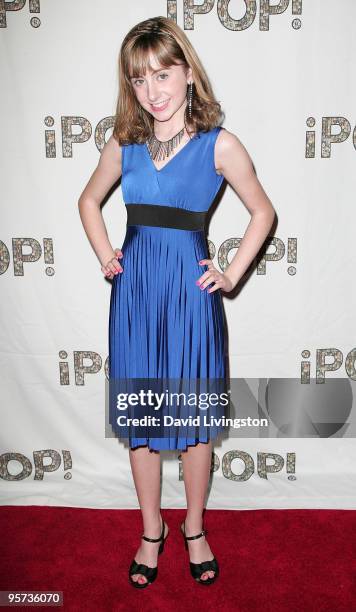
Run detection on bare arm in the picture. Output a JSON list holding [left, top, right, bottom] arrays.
[[213, 128, 276, 288], [78, 135, 123, 274]]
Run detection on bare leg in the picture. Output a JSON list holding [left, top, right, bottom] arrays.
[[128, 446, 169, 585], [180, 440, 216, 581]]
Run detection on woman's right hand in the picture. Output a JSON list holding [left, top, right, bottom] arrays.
[[101, 248, 124, 279]]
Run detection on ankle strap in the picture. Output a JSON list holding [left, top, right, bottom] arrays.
[[142, 534, 162, 543], [142, 517, 165, 543], [185, 529, 207, 541]]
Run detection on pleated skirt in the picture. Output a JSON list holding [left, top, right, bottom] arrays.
[[108, 224, 228, 451]]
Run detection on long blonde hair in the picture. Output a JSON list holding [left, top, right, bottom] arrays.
[[113, 16, 224, 145]]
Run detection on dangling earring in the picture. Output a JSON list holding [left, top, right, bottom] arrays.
[[187, 81, 193, 118]]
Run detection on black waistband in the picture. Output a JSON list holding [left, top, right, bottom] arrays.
[[125, 204, 207, 231]]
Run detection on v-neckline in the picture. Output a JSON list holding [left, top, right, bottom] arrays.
[[145, 132, 200, 173]]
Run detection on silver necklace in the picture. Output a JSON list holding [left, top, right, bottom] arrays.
[[146, 126, 185, 162]]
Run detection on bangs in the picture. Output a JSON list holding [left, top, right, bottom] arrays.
[[126, 35, 184, 80]]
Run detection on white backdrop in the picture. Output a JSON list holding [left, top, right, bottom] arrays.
[[1, 0, 356, 509]]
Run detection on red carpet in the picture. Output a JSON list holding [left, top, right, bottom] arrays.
[[1, 507, 355, 611]]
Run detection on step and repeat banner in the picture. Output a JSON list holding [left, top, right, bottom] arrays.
[[1, 1, 356, 509]]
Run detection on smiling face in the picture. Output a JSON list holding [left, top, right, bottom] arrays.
[[129, 51, 192, 125]]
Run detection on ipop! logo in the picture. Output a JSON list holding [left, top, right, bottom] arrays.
[[168, 0, 303, 31], [178, 450, 297, 481], [0, 0, 41, 29], [0, 450, 73, 481], [44, 116, 115, 158], [0, 238, 55, 276], [208, 237, 298, 277], [306, 117, 356, 158]]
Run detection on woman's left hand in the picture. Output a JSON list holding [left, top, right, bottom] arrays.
[[197, 259, 234, 294]]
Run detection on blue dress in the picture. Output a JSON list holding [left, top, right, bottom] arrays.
[[108, 126, 228, 451]]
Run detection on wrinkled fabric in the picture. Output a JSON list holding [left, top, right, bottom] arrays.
[[108, 126, 228, 451]]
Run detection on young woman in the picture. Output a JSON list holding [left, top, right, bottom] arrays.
[[78, 16, 275, 588]]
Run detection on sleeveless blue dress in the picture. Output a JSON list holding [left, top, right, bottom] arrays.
[[108, 126, 228, 451]]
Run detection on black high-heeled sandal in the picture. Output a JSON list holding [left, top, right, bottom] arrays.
[[129, 514, 168, 589], [181, 520, 219, 585]]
